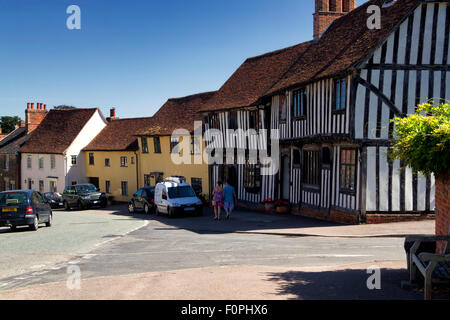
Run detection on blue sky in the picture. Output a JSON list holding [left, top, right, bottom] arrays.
[[0, 0, 365, 119]]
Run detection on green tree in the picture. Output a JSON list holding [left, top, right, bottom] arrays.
[[0, 116, 21, 134], [389, 102, 450, 177]]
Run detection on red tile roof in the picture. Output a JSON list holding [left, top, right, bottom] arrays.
[[266, 0, 420, 95], [84, 117, 154, 151], [19, 108, 98, 154], [138, 91, 216, 136], [200, 42, 312, 112]]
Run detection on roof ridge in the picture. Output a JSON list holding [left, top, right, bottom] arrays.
[[167, 91, 217, 102], [245, 40, 313, 62]]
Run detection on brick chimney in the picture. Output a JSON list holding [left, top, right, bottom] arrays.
[[313, 0, 356, 39], [25, 102, 49, 134], [107, 107, 119, 122]]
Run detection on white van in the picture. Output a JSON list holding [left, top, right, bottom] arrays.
[[154, 177, 203, 217]]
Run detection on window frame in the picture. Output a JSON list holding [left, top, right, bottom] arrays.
[[243, 162, 261, 194], [38, 157, 44, 170], [71, 155, 77, 165], [279, 94, 287, 124], [120, 156, 128, 167], [121, 181, 128, 196], [89, 153, 95, 165], [105, 158, 110, 167], [106, 180, 111, 194], [141, 137, 149, 154], [339, 148, 357, 195], [27, 156, 32, 169], [292, 88, 308, 119], [333, 77, 347, 113], [302, 150, 321, 188], [153, 137, 161, 154], [170, 138, 179, 154], [50, 155, 56, 170]]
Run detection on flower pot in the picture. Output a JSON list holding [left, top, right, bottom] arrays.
[[264, 203, 274, 212], [276, 206, 289, 214]]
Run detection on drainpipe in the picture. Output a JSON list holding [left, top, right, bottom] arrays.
[[134, 150, 139, 190]]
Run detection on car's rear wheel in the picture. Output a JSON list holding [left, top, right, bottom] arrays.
[[29, 216, 39, 231], [10, 225, 17, 232], [64, 201, 71, 211], [46, 214, 53, 227], [144, 203, 150, 214], [78, 200, 85, 210], [128, 202, 135, 213]]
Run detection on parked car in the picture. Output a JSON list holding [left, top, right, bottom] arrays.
[[154, 177, 203, 217], [128, 187, 155, 214], [0, 190, 53, 231], [43, 192, 64, 209], [62, 184, 107, 210]]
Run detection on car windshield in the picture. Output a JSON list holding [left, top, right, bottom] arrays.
[[145, 189, 155, 198], [0, 192, 28, 206], [75, 185, 97, 193], [167, 186, 196, 199]]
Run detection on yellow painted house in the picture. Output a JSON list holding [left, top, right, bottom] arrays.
[[84, 115, 154, 202], [136, 91, 216, 198]]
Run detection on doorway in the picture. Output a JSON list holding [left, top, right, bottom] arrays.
[[281, 155, 290, 200]]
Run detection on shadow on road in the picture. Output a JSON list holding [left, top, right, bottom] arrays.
[[265, 268, 450, 300], [103, 204, 343, 235]]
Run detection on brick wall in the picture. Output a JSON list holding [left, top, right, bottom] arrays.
[[435, 173, 450, 253]]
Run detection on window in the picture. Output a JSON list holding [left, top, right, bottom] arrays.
[[131, 157, 135, 165], [293, 149, 301, 168], [120, 157, 128, 167], [144, 174, 150, 187], [10, 182, 15, 190], [105, 158, 110, 167], [191, 136, 201, 155], [243, 162, 261, 193], [27, 156, 32, 169], [71, 155, 77, 165], [89, 153, 95, 165], [228, 111, 238, 130], [50, 155, 56, 169], [121, 181, 128, 196], [249, 110, 261, 130], [302, 150, 321, 186], [142, 137, 149, 154], [71, 181, 77, 186], [191, 178, 202, 195], [153, 137, 161, 154], [322, 147, 332, 166], [4, 155, 9, 170], [279, 95, 287, 123], [39, 157, 44, 170], [210, 114, 220, 130], [170, 138, 179, 154], [39, 180, 44, 193], [27, 179, 33, 190], [340, 149, 357, 193], [49, 181, 57, 193], [334, 78, 347, 111], [106, 180, 111, 194], [292, 88, 307, 118]]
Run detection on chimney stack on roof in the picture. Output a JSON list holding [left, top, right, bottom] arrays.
[[107, 107, 119, 122], [25, 102, 49, 134], [313, 0, 356, 39]]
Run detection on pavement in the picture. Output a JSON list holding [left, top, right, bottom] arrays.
[[0, 205, 444, 300]]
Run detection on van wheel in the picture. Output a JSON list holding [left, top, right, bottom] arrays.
[[168, 207, 174, 218], [46, 214, 53, 227], [155, 206, 160, 216], [29, 216, 39, 231]]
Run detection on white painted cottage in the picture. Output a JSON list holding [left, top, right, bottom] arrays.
[[19, 108, 107, 193]]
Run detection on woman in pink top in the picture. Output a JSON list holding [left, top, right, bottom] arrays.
[[211, 181, 224, 220]]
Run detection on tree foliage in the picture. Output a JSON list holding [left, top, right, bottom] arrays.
[[389, 102, 450, 178], [0, 116, 21, 134]]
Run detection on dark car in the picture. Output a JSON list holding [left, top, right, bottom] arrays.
[[128, 187, 155, 214], [43, 192, 64, 209], [0, 190, 53, 231], [62, 184, 107, 210]]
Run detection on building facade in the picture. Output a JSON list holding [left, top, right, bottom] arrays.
[[19, 108, 107, 193], [202, 0, 447, 224]]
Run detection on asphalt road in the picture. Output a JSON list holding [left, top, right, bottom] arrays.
[[0, 205, 408, 292], [0, 206, 146, 281]]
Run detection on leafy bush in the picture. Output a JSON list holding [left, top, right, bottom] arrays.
[[389, 102, 450, 177]]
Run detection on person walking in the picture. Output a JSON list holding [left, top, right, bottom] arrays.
[[212, 181, 224, 220], [223, 180, 237, 220]]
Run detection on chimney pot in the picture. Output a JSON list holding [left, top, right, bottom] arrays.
[[110, 108, 116, 118], [27, 103, 30, 109], [30, 103, 34, 110], [44, 104, 47, 110]]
